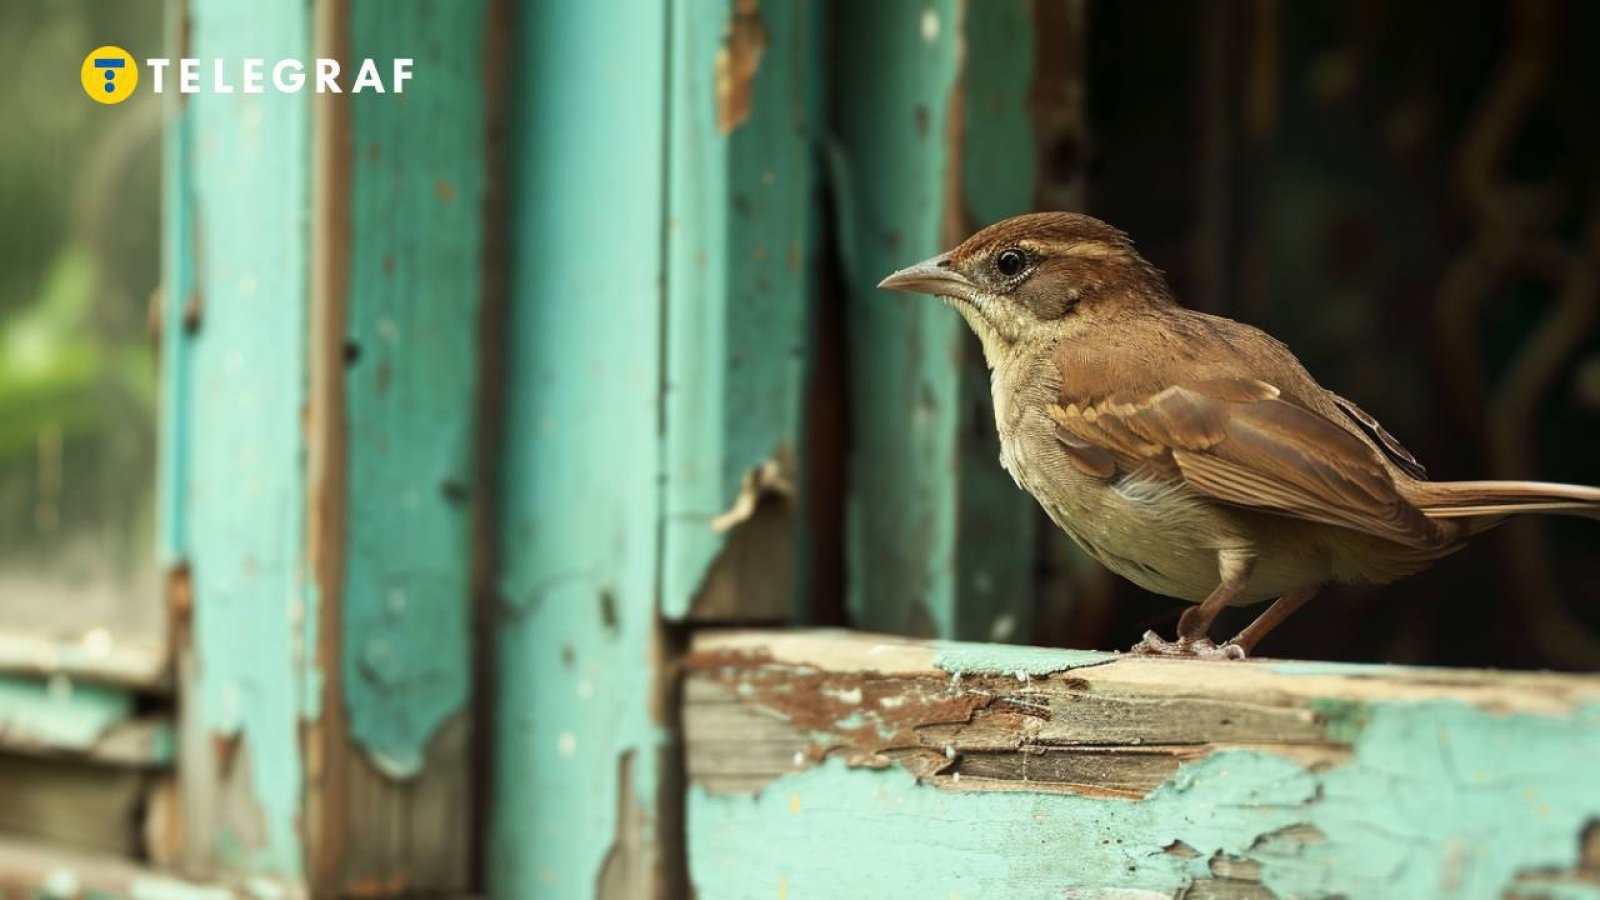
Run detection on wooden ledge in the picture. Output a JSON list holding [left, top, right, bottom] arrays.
[[683, 630, 1600, 897], [684, 629, 1600, 797], [0, 627, 169, 691]]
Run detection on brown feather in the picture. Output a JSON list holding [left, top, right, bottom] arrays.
[[1052, 378, 1443, 547]]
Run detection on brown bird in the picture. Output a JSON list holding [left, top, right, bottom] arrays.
[[879, 212, 1600, 658]]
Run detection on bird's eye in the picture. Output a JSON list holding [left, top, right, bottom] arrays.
[[996, 247, 1027, 278]]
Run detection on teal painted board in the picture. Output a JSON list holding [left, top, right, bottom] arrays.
[[0, 675, 133, 750], [177, 0, 311, 878], [492, 1, 673, 896], [663, 0, 814, 621], [831, 0, 1039, 640], [684, 631, 1600, 900], [340, 0, 482, 782], [691, 723, 1600, 900]]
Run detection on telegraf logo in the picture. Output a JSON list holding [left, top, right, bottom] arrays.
[[82, 46, 413, 102]]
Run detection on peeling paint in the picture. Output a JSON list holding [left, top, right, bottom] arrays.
[[180, 0, 314, 876], [338, 0, 483, 777], [933, 642, 1115, 676], [685, 635, 1600, 897], [710, 455, 796, 533], [491, 1, 675, 894], [690, 700, 1600, 898], [664, 0, 813, 622], [714, 0, 767, 134]]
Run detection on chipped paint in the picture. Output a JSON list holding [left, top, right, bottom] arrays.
[[933, 641, 1115, 675], [689, 696, 1600, 898], [338, 0, 483, 781], [491, 1, 674, 895], [685, 632, 1600, 895], [664, 0, 814, 621], [714, 0, 768, 134], [175, 0, 313, 876], [710, 456, 797, 533]]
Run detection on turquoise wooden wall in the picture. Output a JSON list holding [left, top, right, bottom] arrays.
[[832, 0, 1040, 642], [165, 0, 313, 877], [489, 0, 672, 896], [663, 0, 815, 623], [156, 0, 1056, 891], [161, 0, 488, 890], [149, 2, 1600, 899]]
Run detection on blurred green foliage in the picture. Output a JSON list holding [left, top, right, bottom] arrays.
[[0, 1, 162, 609]]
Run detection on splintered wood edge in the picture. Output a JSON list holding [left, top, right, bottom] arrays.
[[683, 629, 1600, 797], [687, 628, 1600, 713]]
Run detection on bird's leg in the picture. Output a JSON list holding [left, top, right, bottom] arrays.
[[1133, 550, 1255, 660], [1224, 587, 1317, 657]]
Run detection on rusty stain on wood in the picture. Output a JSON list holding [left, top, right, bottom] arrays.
[[714, 0, 767, 134], [686, 631, 1600, 897], [682, 631, 1600, 800]]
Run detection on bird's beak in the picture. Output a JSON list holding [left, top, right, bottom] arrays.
[[877, 253, 977, 301]]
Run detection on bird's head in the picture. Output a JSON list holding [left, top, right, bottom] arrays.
[[877, 212, 1173, 365]]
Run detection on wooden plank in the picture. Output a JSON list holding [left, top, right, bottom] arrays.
[[0, 674, 171, 767], [0, 755, 148, 858], [662, 0, 816, 624], [490, 1, 680, 897], [829, 0, 1041, 641], [173, 0, 314, 879], [0, 835, 287, 898], [0, 626, 167, 690], [300, 0, 493, 892], [166, 1, 496, 887], [683, 630, 1600, 898]]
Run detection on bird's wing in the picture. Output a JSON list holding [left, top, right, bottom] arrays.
[[1327, 392, 1428, 479], [1049, 377, 1442, 547]]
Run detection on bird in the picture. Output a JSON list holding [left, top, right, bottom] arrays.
[[878, 211, 1600, 659]]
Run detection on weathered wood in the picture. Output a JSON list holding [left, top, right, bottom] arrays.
[[0, 835, 290, 899], [302, 0, 491, 892], [490, 1, 680, 897], [0, 626, 167, 690], [0, 673, 171, 765], [0, 755, 148, 857], [663, 0, 815, 624], [164, 0, 493, 887], [830, 0, 1042, 641], [169, 0, 315, 878], [684, 630, 1600, 898]]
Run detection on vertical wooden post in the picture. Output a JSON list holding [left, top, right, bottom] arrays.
[[490, 2, 678, 897], [663, 0, 817, 623], [163, 0, 491, 889], [830, 0, 1042, 641], [304, 0, 492, 891], [168, 0, 315, 879]]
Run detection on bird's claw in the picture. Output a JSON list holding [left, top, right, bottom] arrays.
[[1130, 630, 1247, 660]]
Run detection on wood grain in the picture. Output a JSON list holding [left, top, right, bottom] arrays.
[[684, 630, 1600, 898]]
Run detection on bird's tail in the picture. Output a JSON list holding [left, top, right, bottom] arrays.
[[1406, 480, 1600, 533]]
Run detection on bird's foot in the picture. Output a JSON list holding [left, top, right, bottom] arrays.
[[1129, 630, 1247, 660]]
